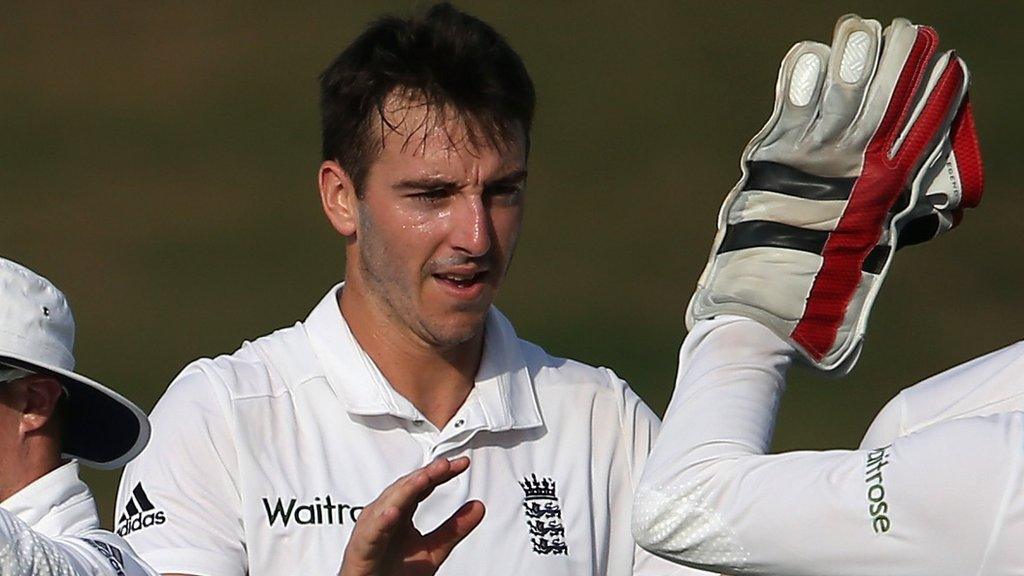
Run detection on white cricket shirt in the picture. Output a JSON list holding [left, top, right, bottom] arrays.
[[634, 316, 1024, 576], [0, 461, 157, 576], [118, 285, 699, 576]]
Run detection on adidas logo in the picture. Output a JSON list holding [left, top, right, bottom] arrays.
[[83, 539, 126, 576], [117, 483, 166, 537]]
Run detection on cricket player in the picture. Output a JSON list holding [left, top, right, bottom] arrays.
[[632, 15, 1017, 576], [117, 3, 696, 575], [0, 257, 157, 575]]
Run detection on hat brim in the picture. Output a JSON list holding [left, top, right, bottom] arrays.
[[0, 354, 150, 470]]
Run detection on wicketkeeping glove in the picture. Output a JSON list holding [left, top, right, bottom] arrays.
[[686, 15, 983, 373]]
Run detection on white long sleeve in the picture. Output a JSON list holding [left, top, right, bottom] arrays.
[[0, 462, 158, 576], [633, 316, 1024, 576], [0, 505, 157, 576], [0, 507, 76, 575]]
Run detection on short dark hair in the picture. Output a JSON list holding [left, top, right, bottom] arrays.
[[319, 2, 536, 193]]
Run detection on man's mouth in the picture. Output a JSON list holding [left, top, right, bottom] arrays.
[[433, 270, 488, 290]]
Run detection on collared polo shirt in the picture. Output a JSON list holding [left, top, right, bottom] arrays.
[[860, 340, 1024, 448], [118, 285, 698, 575], [0, 461, 156, 575]]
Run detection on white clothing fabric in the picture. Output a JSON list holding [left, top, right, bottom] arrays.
[[0, 461, 157, 576], [634, 316, 1024, 576], [118, 285, 697, 576], [860, 340, 1024, 448]]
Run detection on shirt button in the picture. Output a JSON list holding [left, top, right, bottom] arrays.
[[413, 420, 423, 426], [454, 419, 465, 428]]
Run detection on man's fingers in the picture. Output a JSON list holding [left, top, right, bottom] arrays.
[[345, 463, 440, 562], [367, 505, 403, 545], [376, 457, 472, 519], [433, 456, 470, 479], [341, 505, 402, 570], [339, 459, 472, 574], [411, 456, 472, 506], [423, 500, 486, 564], [375, 460, 443, 511]]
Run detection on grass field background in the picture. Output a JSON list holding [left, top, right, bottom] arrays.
[[4, 1, 1023, 527]]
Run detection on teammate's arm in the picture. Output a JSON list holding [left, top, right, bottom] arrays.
[[0, 507, 157, 576], [633, 13, 997, 574], [602, 372, 713, 575], [633, 316, 1017, 576]]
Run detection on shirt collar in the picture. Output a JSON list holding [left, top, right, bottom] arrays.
[[0, 460, 99, 536], [303, 283, 542, 432]]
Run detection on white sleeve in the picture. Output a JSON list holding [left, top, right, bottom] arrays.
[[859, 393, 904, 449], [0, 508, 157, 575], [633, 316, 1023, 576], [861, 340, 1024, 450], [116, 366, 245, 576]]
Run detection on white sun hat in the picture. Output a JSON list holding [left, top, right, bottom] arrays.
[[0, 257, 150, 469]]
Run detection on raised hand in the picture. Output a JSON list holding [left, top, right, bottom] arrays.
[[687, 15, 977, 373], [338, 457, 485, 576]]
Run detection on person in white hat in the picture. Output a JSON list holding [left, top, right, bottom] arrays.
[[0, 257, 158, 575]]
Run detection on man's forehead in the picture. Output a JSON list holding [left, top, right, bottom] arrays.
[[372, 91, 526, 167]]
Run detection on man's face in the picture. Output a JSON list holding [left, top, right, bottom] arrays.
[[0, 382, 20, 457], [343, 98, 527, 350]]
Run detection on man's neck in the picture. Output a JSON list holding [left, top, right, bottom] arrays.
[[0, 443, 62, 503], [338, 287, 483, 429]]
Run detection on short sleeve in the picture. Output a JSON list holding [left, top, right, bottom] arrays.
[[116, 366, 245, 576], [606, 369, 661, 488], [859, 392, 905, 449], [861, 341, 1024, 451]]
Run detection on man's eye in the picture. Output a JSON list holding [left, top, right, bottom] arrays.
[[412, 189, 450, 203], [487, 185, 522, 203]]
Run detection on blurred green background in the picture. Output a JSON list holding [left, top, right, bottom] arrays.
[[3, 1, 1022, 528]]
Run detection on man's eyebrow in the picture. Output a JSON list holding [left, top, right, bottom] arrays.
[[393, 170, 527, 191], [488, 169, 528, 185], [393, 177, 462, 191]]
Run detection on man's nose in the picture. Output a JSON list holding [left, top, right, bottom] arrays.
[[449, 194, 492, 257]]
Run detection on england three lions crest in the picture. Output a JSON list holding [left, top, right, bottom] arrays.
[[519, 474, 569, 556]]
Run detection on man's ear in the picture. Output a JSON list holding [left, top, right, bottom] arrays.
[[19, 375, 63, 435], [319, 160, 360, 237]]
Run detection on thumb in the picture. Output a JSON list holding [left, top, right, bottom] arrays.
[[423, 500, 486, 566]]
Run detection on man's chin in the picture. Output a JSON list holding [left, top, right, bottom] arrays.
[[420, 310, 490, 349]]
